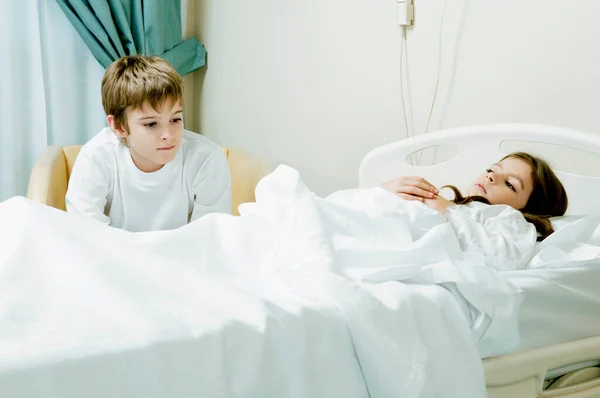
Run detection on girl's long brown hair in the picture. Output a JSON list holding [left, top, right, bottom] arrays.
[[443, 152, 568, 241]]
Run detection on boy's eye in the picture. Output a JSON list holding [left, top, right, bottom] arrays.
[[171, 118, 182, 123], [506, 181, 516, 191], [486, 168, 493, 173], [144, 122, 157, 128]]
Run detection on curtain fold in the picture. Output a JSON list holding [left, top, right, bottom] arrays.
[[55, 0, 205, 75], [0, 0, 106, 202]]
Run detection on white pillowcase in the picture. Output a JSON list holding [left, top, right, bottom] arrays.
[[550, 215, 586, 231]]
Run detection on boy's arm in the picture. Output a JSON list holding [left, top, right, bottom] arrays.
[[190, 149, 232, 221], [65, 151, 111, 225]]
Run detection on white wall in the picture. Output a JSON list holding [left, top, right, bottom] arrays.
[[192, 0, 600, 196]]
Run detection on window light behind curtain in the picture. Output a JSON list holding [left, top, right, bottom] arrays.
[[0, 0, 105, 202]]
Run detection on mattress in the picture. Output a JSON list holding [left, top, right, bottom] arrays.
[[504, 264, 600, 353]]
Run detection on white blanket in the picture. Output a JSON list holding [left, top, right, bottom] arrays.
[[528, 215, 600, 269], [0, 166, 522, 398]]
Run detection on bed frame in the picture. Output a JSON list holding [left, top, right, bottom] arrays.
[[359, 123, 600, 216], [359, 124, 600, 397]]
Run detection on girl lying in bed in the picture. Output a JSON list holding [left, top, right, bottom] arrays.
[[377, 152, 568, 271]]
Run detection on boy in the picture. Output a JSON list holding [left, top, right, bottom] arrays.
[[66, 55, 231, 232]]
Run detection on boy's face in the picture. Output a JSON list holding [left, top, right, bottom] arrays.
[[109, 99, 184, 172]]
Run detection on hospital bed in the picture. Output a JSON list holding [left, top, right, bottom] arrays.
[[25, 124, 600, 397], [359, 123, 600, 398]]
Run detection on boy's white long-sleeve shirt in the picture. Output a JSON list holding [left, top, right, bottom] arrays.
[[66, 128, 231, 232]]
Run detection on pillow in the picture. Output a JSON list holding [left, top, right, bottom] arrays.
[[550, 215, 586, 231]]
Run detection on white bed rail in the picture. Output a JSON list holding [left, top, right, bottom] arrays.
[[485, 335, 600, 397], [359, 124, 600, 216]]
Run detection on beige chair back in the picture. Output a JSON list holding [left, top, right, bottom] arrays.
[[27, 145, 272, 216]]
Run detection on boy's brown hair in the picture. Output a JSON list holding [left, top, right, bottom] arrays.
[[101, 55, 184, 133]]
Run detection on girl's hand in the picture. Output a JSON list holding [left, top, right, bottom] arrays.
[[423, 195, 453, 214], [380, 176, 439, 202]]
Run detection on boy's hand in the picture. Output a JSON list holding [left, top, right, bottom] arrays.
[[380, 177, 439, 202]]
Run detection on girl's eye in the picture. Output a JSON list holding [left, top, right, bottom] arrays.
[[486, 169, 493, 173], [144, 122, 157, 128], [171, 118, 182, 123], [506, 181, 516, 192]]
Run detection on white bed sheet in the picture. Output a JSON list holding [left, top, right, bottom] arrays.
[[0, 281, 481, 398], [4, 165, 522, 398], [5, 164, 597, 396], [503, 264, 600, 354], [502, 214, 600, 354]]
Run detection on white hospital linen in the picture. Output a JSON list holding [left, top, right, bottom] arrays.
[[445, 202, 537, 271], [327, 187, 537, 272], [66, 127, 231, 232], [499, 215, 600, 355], [0, 165, 524, 398], [528, 214, 600, 269], [503, 264, 600, 354]]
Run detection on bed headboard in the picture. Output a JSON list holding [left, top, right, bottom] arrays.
[[358, 124, 600, 216]]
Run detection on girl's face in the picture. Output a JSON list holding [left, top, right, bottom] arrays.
[[468, 157, 534, 210]]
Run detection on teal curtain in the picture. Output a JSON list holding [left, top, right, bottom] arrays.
[[55, 0, 204, 75]]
